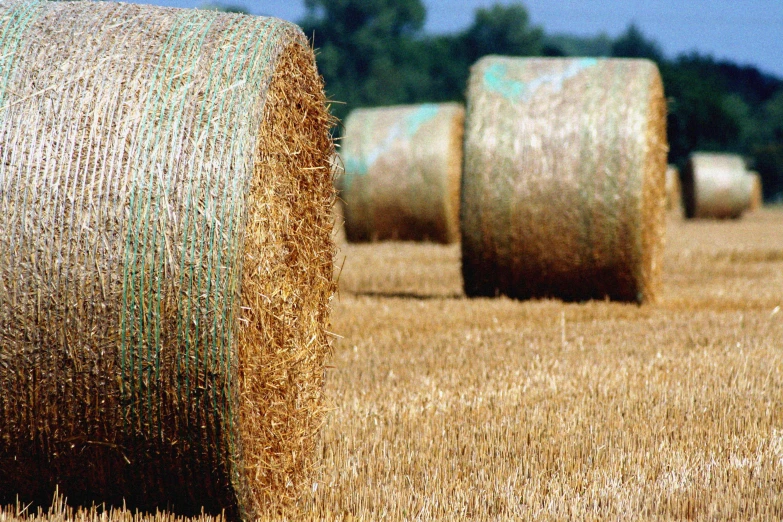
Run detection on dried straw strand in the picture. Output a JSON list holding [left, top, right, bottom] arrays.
[[666, 165, 682, 213], [748, 171, 763, 212]]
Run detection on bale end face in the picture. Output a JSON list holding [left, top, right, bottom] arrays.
[[236, 38, 336, 518]]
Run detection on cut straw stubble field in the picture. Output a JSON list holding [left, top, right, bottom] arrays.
[[304, 209, 783, 520]]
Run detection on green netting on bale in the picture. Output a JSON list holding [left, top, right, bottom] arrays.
[[0, 1, 335, 520]]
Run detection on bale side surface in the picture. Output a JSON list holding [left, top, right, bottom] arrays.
[[340, 103, 464, 243], [682, 153, 750, 219], [461, 57, 668, 303], [0, 2, 335, 519]]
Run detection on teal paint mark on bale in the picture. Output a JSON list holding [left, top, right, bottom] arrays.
[[342, 103, 440, 187], [405, 103, 439, 137], [483, 57, 599, 101]]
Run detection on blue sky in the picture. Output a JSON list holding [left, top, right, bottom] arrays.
[[134, 0, 783, 78]]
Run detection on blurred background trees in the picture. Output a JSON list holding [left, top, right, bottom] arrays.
[[300, 0, 428, 112], [213, 0, 783, 202], [301, 1, 545, 118]]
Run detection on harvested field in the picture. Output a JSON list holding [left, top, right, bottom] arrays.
[[5, 210, 783, 519], [315, 208, 783, 519]]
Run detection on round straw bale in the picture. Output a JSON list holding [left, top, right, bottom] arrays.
[[340, 103, 465, 243], [682, 153, 751, 219], [666, 165, 682, 212], [461, 57, 668, 303], [0, 1, 335, 519], [748, 171, 763, 211]]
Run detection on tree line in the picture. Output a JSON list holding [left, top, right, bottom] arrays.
[[291, 0, 783, 201]]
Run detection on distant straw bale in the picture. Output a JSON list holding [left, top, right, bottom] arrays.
[[461, 57, 668, 303], [682, 153, 752, 219], [666, 165, 682, 213], [749, 171, 763, 212], [340, 103, 465, 243], [0, 1, 335, 519]]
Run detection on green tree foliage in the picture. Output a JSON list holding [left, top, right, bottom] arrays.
[[199, 4, 250, 14], [605, 25, 783, 199], [301, 1, 543, 122], [429, 3, 543, 101], [751, 91, 783, 199], [660, 52, 783, 197], [544, 33, 613, 58], [300, 0, 428, 123], [610, 24, 664, 62], [461, 4, 543, 61], [296, 2, 783, 200], [662, 56, 743, 164]]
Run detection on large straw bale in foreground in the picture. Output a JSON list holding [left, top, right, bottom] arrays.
[[0, 1, 335, 519], [340, 103, 464, 243], [461, 57, 668, 303], [682, 153, 752, 219]]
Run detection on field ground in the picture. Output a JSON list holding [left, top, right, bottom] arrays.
[[303, 208, 783, 520], [4, 209, 783, 521]]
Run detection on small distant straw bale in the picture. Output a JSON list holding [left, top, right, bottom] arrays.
[[461, 57, 668, 303], [340, 103, 465, 243], [666, 165, 682, 213], [331, 153, 347, 243], [0, 1, 335, 520], [682, 153, 752, 219], [748, 171, 763, 212]]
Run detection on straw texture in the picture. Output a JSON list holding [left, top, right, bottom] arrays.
[[0, 1, 335, 519], [340, 103, 465, 243], [666, 165, 682, 213], [682, 153, 751, 219], [461, 57, 668, 303]]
